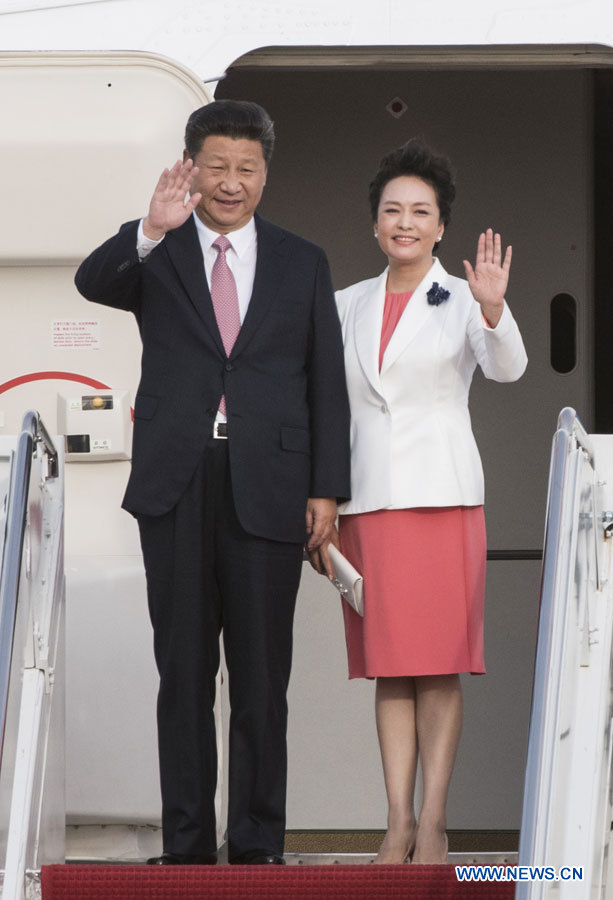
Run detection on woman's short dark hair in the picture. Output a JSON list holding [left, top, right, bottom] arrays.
[[185, 100, 275, 164], [369, 138, 455, 226]]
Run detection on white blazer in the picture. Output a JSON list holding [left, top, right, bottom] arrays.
[[335, 257, 527, 515]]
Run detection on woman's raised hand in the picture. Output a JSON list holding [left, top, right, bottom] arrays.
[[142, 159, 202, 240], [463, 228, 512, 328]]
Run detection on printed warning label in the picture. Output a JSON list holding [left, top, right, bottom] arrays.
[[53, 320, 101, 350]]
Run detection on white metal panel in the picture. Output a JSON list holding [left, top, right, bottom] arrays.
[[518, 422, 613, 899], [4, 669, 47, 900], [0, 423, 65, 900], [0, 52, 212, 264], [1, 1, 613, 81]]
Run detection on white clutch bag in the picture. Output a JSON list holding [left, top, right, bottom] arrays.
[[328, 544, 364, 616]]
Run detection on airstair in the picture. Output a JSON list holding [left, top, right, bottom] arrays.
[[2, 407, 613, 898], [0, 412, 64, 900], [517, 409, 613, 898]]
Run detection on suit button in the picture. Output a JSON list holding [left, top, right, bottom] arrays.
[[225, 363, 234, 371]]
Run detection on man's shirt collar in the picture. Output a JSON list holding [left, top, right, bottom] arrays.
[[193, 213, 257, 258]]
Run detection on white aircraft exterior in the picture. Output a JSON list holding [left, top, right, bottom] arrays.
[[2, 0, 613, 79], [2, 0, 613, 879]]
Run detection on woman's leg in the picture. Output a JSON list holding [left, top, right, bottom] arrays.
[[412, 674, 463, 864], [374, 676, 418, 863]]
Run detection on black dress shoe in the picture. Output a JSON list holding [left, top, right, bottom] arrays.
[[147, 852, 217, 865], [230, 851, 286, 865]]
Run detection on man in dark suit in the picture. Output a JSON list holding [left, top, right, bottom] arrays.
[[75, 100, 350, 866]]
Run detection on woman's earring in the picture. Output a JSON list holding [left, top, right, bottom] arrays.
[[436, 236, 442, 243], [374, 232, 378, 239]]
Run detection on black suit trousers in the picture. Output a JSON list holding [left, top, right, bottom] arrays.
[[137, 437, 303, 859]]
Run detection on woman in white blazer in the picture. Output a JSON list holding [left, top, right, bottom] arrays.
[[312, 140, 527, 864]]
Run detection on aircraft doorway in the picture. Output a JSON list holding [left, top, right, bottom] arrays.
[[216, 49, 604, 840]]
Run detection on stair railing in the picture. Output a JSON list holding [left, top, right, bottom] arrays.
[[0, 411, 63, 900], [0, 412, 58, 764], [517, 408, 613, 899]]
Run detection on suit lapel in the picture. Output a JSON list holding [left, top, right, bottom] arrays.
[[164, 214, 287, 360], [353, 270, 387, 397], [230, 215, 286, 358], [164, 216, 226, 357], [380, 258, 446, 375]]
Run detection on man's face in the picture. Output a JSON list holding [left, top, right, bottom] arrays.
[[187, 135, 268, 233]]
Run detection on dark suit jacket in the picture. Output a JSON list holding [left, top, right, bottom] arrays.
[[75, 213, 351, 543]]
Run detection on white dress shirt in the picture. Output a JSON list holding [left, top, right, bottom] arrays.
[[137, 214, 258, 423]]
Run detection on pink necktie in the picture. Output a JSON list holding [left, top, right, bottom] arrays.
[[210, 235, 241, 415]]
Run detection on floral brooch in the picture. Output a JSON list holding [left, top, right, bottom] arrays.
[[426, 282, 450, 306]]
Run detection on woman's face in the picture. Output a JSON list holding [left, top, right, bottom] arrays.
[[375, 176, 444, 269]]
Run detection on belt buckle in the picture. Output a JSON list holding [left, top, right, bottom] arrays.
[[213, 422, 228, 439]]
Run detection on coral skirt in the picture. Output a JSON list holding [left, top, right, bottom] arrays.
[[338, 506, 486, 679]]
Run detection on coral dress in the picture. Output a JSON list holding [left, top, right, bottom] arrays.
[[339, 290, 486, 678]]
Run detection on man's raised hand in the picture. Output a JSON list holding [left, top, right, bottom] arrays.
[[142, 159, 202, 240]]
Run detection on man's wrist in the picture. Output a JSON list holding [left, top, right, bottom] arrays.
[[142, 217, 166, 241]]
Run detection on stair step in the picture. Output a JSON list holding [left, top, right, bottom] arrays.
[[41, 863, 516, 899]]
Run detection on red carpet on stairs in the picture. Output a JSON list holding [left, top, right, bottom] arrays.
[[41, 864, 515, 899]]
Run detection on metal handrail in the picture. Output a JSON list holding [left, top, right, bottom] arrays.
[[557, 405, 594, 463], [517, 426, 572, 868], [0, 411, 57, 766], [518, 405, 599, 892], [20, 409, 58, 479]]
